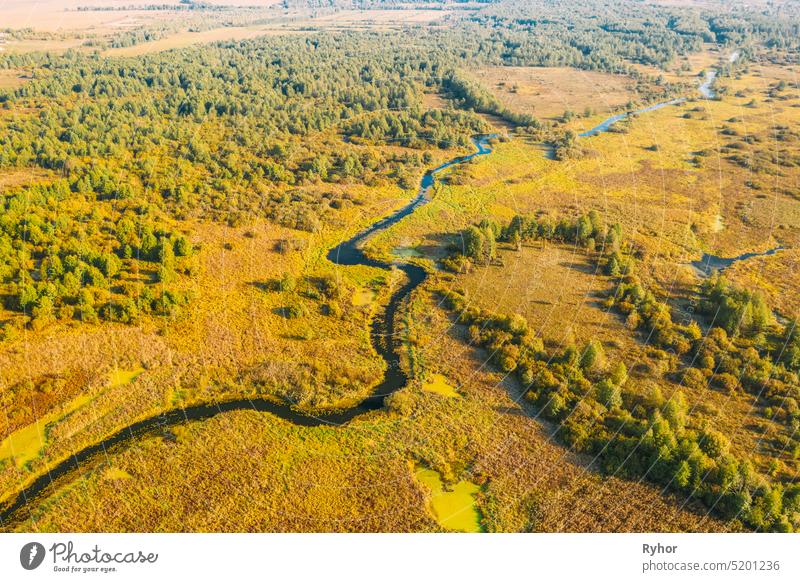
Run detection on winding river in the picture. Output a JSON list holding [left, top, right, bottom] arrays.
[[579, 51, 739, 137], [0, 51, 749, 527], [691, 246, 785, 276], [0, 135, 496, 528], [579, 97, 686, 137], [575, 49, 784, 278]]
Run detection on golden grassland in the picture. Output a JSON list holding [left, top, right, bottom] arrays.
[[725, 249, 800, 316], [422, 92, 451, 111], [366, 59, 800, 486], [0, 368, 139, 470], [455, 243, 620, 349], [10, 286, 726, 532], [0, 168, 53, 190], [0, 174, 408, 501], [4, 58, 799, 532], [446, 242, 797, 482], [421, 373, 460, 398], [0, 39, 89, 54], [0, 130, 469, 509], [0, 1, 282, 34], [0, 69, 32, 89], [701, 61, 800, 311], [374, 61, 800, 316], [468, 66, 641, 120]]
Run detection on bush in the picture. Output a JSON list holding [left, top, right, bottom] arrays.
[[579, 340, 606, 373], [596, 379, 622, 409], [713, 373, 739, 393], [682, 367, 707, 390], [699, 428, 730, 459]]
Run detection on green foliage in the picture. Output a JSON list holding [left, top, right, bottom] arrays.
[[579, 340, 606, 373], [700, 274, 773, 337], [596, 379, 622, 409], [0, 177, 191, 329], [455, 211, 622, 272], [439, 286, 800, 530], [460, 224, 496, 265], [440, 208, 800, 530], [610, 361, 628, 385], [444, 73, 539, 128], [699, 427, 731, 459], [552, 130, 582, 161]]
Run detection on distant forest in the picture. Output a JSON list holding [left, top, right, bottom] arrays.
[[0, 1, 798, 330]]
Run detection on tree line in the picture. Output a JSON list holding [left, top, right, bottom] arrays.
[[439, 211, 800, 531]]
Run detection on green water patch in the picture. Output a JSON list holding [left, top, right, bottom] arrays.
[[0, 368, 143, 468], [421, 374, 460, 398], [0, 418, 49, 469], [392, 246, 424, 258], [351, 287, 376, 307], [414, 464, 482, 532], [0, 392, 92, 469]]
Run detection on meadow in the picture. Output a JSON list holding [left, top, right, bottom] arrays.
[[9, 286, 727, 532], [466, 67, 641, 121], [1, 0, 799, 533]]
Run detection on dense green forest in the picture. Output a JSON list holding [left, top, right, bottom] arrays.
[[1, 0, 799, 330]]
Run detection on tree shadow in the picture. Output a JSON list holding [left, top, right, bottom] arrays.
[[249, 280, 280, 293]]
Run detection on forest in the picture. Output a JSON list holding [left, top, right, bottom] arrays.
[[3, 0, 796, 331], [444, 212, 800, 531], [1, 0, 800, 534]]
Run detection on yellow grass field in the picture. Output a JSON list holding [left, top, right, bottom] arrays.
[[103, 26, 309, 57], [0, 168, 53, 189], [468, 66, 641, 120], [361, 60, 800, 488], [374, 61, 800, 319], [1, 2, 798, 532], [0, 69, 32, 89], [9, 291, 728, 532], [0, 174, 417, 504], [446, 241, 794, 477]]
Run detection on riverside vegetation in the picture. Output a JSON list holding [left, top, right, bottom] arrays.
[[1, 0, 800, 532], [442, 212, 800, 531]]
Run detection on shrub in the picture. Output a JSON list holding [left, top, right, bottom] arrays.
[[682, 367, 707, 390], [596, 379, 622, 409]]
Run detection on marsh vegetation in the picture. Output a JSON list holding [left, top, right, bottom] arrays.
[[1, 0, 800, 532]]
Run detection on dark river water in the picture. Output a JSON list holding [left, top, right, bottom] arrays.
[[691, 246, 785, 276], [0, 136, 497, 528], [579, 53, 735, 137]]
